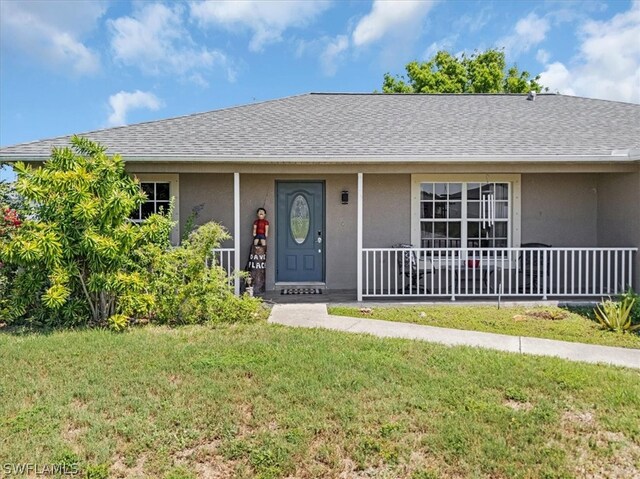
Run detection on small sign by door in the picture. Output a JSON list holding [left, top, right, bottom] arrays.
[[248, 244, 267, 294]]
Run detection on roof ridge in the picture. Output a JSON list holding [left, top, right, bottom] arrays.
[[309, 92, 549, 96], [306, 92, 640, 105]]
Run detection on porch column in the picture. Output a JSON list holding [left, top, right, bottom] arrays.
[[234, 172, 240, 296], [357, 173, 363, 302]]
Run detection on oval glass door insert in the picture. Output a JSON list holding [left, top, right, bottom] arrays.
[[290, 195, 310, 244]]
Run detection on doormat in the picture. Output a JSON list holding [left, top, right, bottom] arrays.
[[281, 288, 323, 295]]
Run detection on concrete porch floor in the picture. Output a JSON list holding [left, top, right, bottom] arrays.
[[259, 289, 597, 308], [261, 289, 358, 304]]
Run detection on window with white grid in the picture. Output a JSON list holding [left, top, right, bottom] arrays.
[[418, 181, 512, 249], [130, 182, 171, 222], [129, 174, 180, 245]]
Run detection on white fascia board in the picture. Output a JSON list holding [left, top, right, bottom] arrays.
[[626, 149, 640, 160], [0, 155, 50, 162], [2, 154, 639, 164], [114, 155, 640, 164]]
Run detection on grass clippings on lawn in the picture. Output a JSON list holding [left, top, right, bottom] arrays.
[[1, 323, 639, 478], [328, 305, 640, 349]]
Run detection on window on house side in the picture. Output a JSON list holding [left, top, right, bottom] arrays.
[[130, 182, 171, 222]]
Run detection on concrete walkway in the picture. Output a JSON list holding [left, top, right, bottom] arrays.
[[268, 303, 640, 369]]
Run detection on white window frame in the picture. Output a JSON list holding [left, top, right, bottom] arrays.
[[133, 174, 180, 245], [411, 174, 521, 249]]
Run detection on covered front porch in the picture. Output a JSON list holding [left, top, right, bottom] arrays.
[[209, 171, 638, 301]]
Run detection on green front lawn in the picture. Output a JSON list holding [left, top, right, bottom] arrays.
[[1, 323, 639, 478], [328, 305, 640, 349]]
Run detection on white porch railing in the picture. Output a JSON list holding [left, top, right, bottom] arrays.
[[212, 248, 236, 286], [362, 247, 638, 300]]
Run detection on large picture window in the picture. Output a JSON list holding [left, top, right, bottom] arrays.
[[412, 175, 520, 250]]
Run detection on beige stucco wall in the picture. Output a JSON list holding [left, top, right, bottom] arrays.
[[363, 174, 411, 247], [179, 173, 234, 247], [326, 176, 358, 289], [521, 173, 599, 246], [597, 170, 640, 287]]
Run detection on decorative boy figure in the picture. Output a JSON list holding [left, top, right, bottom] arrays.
[[253, 208, 269, 246]]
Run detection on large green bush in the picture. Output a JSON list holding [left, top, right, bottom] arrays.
[[139, 222, 260, 325], [1, 136, 171, 327], [0, 137, 259, 329]]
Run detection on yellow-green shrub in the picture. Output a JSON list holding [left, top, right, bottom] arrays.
[[594, 295, 639, 333], [139, 222, 261, 325]]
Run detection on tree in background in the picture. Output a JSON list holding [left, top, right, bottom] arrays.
[[382, 49, 545, 94]]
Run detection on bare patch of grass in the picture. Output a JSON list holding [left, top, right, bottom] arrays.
[[524, 309, 568, 320], [558, 409, 640, 479], [110, 452, 148, 478], [503, 400, 534, 412], [172, 440, 238, 479]]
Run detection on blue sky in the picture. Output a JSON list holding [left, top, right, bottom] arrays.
[[1, 0, 639, 161]]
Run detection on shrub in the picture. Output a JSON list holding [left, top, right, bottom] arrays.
[[0, 137, 172, 328], [1, 137, 260, 329], [0, 204, 23, 321], [594, 295, 639, 333], [84, 463, 109, 479], [140, 221, 260, 325], [0, 266, 10, 321], [621, 288, 640, 325]]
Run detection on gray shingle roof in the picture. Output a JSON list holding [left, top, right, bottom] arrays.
[[1, 93, 639, 161]]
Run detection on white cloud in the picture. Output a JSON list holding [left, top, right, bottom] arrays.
[[320, 35, 349, 76], [515, 13, 549, 44], [0, 0, 104, 75], [423, 37, 457, 60], [187, 73, 211, 88], [539, 1, 640, 103], [498, 13, 550, 58], [352, 0, 437, 47], [538, 62, 576, 95], [190, 0, 331, 52], [107, 90, 164, 127], [109, 3, 232, 83], [453, 8, 492, 34], [536, 48, 550, 65], [300, 1, 437, 77]]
